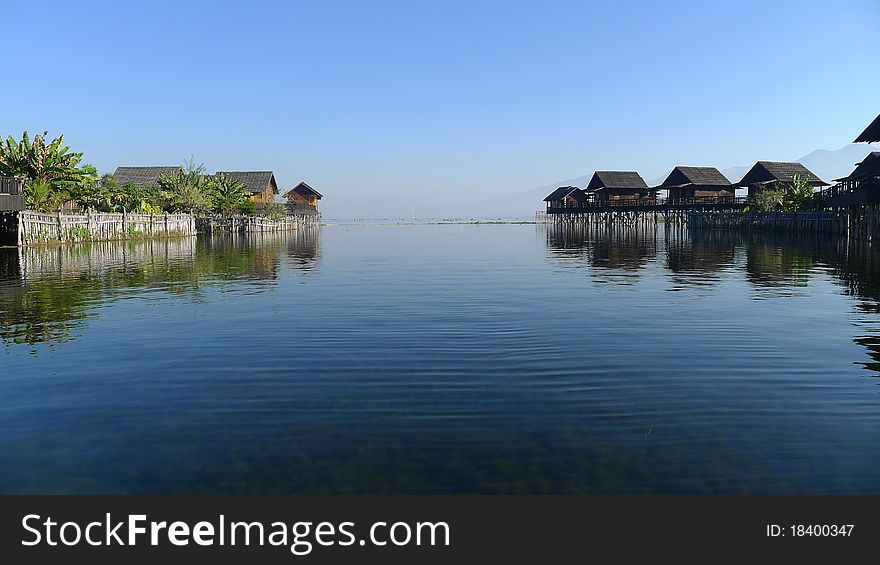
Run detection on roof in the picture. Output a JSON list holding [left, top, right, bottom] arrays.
[[736, 161, 826, 187], [586, 171, 649, 191], [835, 152, 880, 182], [657, 166, 732, 188], [283, 181, 323, 199], [543, 186, 583, 202], [855, 114, 880, 143], [112, 166, 182, 188], [215, 171, 279, 194]]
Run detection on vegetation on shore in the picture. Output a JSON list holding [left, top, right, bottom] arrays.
[[0, 131, 257, 216], [748, 174, 817, 213]]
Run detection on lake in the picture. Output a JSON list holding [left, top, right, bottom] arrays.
[[1, 224, 879, 494]]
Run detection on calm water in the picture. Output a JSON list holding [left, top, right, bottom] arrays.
[[1, 224, 879, 494]]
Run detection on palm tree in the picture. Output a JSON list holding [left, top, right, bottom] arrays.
[[0, 131, 96, 211], [157, 162, 211, 214], [207, 173, 249, 215]]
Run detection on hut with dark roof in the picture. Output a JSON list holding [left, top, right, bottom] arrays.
[[656, 166, 733, 200], [112, 166, 182, 189], [283, 181, 323, 209], [586, 171, 652, 202], [736, 161, 826, 197], [215, 171, 279, 208], [833, 152, 880, 193], [855, 114, 880, 143], [543, 186, 587, 210]]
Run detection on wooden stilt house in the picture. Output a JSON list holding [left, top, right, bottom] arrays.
[[586, 171, 652, 202], [543, 186, 587, 210], [216, 171, 280, 208], [736, 161, 826, 197], [656, 166, 733, 200], [0, 177, 24, 211], [834, 152, 880, 193], [283, 181, 323, 210]]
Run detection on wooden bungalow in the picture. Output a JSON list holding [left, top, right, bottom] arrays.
[[656, 166, 733, 200], [216, 171, 279, 208], [586, 171, 652, 202], [0, 176, 24, 211], [112, 166, 182, 189], [736, 161, 826, 197], [855, 114, 880, 143], [833, 152, 880, 193], [543, 186, 587, 209], [283, 181, 323, 209]]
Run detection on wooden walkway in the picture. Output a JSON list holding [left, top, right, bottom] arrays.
[[546, 196, 749, 214]]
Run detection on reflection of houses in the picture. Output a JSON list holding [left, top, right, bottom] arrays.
[[546, 223, 656, 272], [112, 166, 182, 188], [743, 234, 815, 289], [590, 228, 656, 271], [665, 230, 736, 280], [656, 166, 733, 199], [283, 181, 323, 214], [543, 186, 587, 210], [587, 171, 652, 202], [0, 235, 306, 346], [216, 171, 280, 209], [287, 228, 320, 270], [736, 161, 826, 198]]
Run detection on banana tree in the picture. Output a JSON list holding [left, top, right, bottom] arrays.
[[0, 131, 96, 211], [207, 173, 249, 215], [158, 164, 211, 214]]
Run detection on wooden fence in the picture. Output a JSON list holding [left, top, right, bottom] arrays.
[[688, 211, 843, 235], [195, 213, 320, 233], [0, 177, 25, 212], [15, 211, 196, 245]]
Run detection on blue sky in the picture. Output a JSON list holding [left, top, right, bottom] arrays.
[[2, 0, 878, 218]]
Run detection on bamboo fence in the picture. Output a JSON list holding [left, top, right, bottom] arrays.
[[16, 211, 196, 245]]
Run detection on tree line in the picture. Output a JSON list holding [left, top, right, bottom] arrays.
[[0, 131, 284, 217]]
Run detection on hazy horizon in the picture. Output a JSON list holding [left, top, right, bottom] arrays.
[[2, 0, 878, 218]]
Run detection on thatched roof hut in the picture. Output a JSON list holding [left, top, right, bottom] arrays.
[[215, 171, 279, 196], [543, 186, 586, 208], [112, 166, 182, 188], [736, 161, 826, 196], [283, 181, 323, 208], [656, 166, 733, 199], [855, 114, 880, 143], [216, 171, 279, 208], [283, 181, 323, 200], [586, 171, 651, 201], [835, 152, 880, 184]]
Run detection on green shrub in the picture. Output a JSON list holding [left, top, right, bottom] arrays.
[[238, 200, 256, 216]]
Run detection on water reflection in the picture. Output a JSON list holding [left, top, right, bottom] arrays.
[[0, 230, 321, 347], [664, 228, 737, 286], [546, 223, 880, 376], [3, 224, 880, 494]]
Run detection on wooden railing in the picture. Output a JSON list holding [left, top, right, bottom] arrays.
[[548, 196, 749, 211], [285, 203, 319, 216]]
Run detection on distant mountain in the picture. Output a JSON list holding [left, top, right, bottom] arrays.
[[476, 143, 880, 217], [464, 174, 592, 218], [797, 144, 879, 182]]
